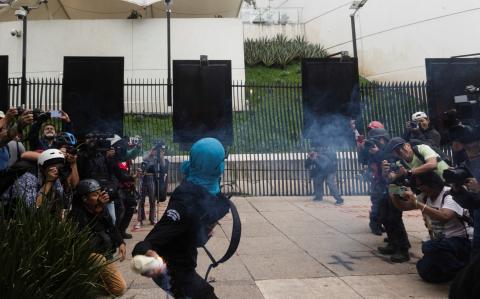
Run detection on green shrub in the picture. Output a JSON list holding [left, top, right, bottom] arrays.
[[0, 201, 106, 299], [244, 34, 327, 68]]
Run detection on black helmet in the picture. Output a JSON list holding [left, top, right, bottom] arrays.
[[76, 179, 101, 197], [367, 128, 390, 141]]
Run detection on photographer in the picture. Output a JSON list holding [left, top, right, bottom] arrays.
[[403, 111, 441, 149], [445, 126, 480, 258], [391, 171, 471, 283], [1, 149, 68, 216], [136, 141, 170, 228], [69, 179, 126, 297], [0, 107, 33, 148], [305, 146, 344, 205], [27, 110, 72, 151]]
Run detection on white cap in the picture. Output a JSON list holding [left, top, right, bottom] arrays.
[[411, 111, 427, 121], [0, 111, 5, 118]]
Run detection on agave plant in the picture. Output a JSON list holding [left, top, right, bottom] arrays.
[[0, 201, 106, 299], [244, 34, 328, 67]]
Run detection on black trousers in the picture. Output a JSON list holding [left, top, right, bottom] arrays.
[[378, 192, 410, 250], [115, 189, 136, 234], [153, 269, 218, 299]]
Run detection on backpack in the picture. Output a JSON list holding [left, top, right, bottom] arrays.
[[408, 141, 451, 166]]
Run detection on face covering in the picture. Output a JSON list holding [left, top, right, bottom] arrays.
[[181, 138, 225, 195]]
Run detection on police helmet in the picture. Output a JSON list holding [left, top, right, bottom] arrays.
[[367, 128, 390, 141]]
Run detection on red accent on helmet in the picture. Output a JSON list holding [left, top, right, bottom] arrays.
[[367, 121, 384, 129]]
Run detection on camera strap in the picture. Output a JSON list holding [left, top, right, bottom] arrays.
[[202, 197, 241, 282]]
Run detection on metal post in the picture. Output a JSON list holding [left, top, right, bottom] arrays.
[[21, 8, 28, 106], [166, 2, 172, 106], [350, 14, 357, 58]]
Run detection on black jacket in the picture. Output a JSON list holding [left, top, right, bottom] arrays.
[[305, 150, 337, 177], [403, 126, 441, 148], [132, 181, 230, 272], [69, 204, 124, 258]]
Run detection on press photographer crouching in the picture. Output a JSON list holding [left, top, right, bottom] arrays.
[[69, 179, 126, 296], [391, 171, 472, 283], [381, 137, 450, 262]]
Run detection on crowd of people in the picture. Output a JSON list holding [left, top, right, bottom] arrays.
[[351, 110, 480, 296], [3, 104, 480, 298], [0, 107, 171, 296]]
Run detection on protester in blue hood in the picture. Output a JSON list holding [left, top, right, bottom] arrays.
[[181, 137, 226, 195], [133, 137, 230, 299]]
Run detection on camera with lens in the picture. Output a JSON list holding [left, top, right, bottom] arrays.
[[16, 106, 51, 122], [443, 167, 473, 186], [84, 132, 115, 153], [409, 121, 418, 129], [57, 163, 72, 182], [364, 139, 377, 150]]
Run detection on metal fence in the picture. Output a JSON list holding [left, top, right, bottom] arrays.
[[7, 78, 429, 196]]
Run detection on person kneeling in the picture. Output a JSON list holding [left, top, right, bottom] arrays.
[[392, 171, 472, 283], [69, 179, 127, 296]]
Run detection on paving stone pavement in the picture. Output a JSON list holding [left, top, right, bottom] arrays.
[[113, 196, 449, 299]]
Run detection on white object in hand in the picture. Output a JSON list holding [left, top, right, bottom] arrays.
[[131, 255, 166, 275]]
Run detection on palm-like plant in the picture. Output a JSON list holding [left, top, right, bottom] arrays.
[[0, 201, 106, 299]]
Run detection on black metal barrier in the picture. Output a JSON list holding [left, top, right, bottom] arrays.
[[7, 78, 430, 196]]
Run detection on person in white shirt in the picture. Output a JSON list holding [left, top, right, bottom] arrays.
[[391, 171, 472, 283]]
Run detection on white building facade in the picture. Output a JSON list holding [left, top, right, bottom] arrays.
[[243, 0, 480, 82]]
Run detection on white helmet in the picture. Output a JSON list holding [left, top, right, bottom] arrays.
[[38, 149, 65, 167], [411, 111, 428, 121], [107, 134, 122, 146]]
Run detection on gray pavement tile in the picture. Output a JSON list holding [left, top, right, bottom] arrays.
[[196, 254, 253, 282], [212, 280, 265, 299], [288, 234, 371, 253], [237, 236, 304, 255], [248, 198, 301, 212], [310, 251, 418, 277], [274, 221, 337, 237], [261, 210, 320, 224], [347, 233, 386, 250], [256, 277, 362, 299], [221, 221, 283, 237], [119, 288, 168, 298], [240, 252, 334, 280], [341, 274, 449, 298], [320, 219, 371, 234]]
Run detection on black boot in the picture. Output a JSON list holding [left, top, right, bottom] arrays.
[[369, 221, 383, 236], [378, 243, 395, 255], [390, 249, 410, 263]]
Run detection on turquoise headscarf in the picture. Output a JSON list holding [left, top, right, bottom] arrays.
[[181, 138, 225, 195]]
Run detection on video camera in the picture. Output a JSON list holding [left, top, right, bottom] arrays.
[[16, 106, 51, 123], [448, 85, 480, 130], [84, 132, 115, 153]]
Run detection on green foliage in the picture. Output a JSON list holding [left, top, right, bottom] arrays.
[[244, 34, 327, 68], [0, 201, 105, 299]]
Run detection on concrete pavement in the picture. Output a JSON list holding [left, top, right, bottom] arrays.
[[115, 196, 449, 298]]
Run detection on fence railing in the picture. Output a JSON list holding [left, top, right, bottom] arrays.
[[7, 78, 429, 196]]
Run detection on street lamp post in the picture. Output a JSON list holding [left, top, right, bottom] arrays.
[[165, 0, 172, 106], [8, 0, 48, 106], [349, 0, 368, 59], [20, 6, 29, 106]]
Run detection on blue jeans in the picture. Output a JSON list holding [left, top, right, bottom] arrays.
[[313, 172, 342, 201], [417, 237, 471, 283]]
